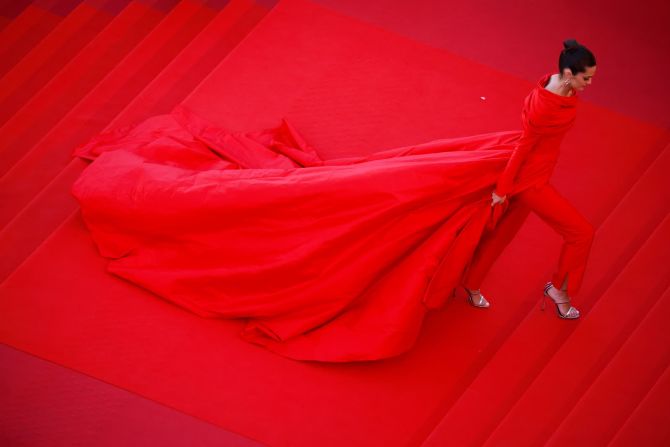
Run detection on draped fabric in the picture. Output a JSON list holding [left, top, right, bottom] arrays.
[[71, 73, 578, 362]]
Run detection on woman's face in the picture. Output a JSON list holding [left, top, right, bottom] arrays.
[[565, 66, 597, 92]]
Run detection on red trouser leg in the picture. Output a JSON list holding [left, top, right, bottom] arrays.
[[462, 183, 595, 297], [462, 191, 531, 291]]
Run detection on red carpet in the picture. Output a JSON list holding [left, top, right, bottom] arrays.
[[1, 0, 668, 445]]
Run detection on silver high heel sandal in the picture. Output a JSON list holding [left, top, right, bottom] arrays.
[[542, 281, 580, 319], [463, 287, 490, 308]]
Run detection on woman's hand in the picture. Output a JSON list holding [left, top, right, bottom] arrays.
[[491, 190, 507, 207]]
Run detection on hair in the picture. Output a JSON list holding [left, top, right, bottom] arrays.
[[558, 39, 596, 75]]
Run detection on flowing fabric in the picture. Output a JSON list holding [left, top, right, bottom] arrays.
[[71, 73, 578, 362]]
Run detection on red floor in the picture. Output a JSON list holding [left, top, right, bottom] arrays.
[[1, 0, 669, 446]]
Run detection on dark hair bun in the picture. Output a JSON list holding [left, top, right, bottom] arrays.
[[563, 39, 579, 50], [558, 39, 596, 74]]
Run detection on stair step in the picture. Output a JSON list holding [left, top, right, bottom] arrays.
[[0, 0, 33, 20], [0, 16, 10, 32], [482, 213, 670, 446], [545, 284, 670, 445], [422, 143, 670, 447], [0, 161, 85, 283], [0, 2, 74, 77], [0, 0, 172, 176], [109, 0, 268, 127], [608, 363, 670, 446], [0, 1, 127, 124]]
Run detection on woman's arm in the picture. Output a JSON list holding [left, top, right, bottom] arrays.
[[493, 127, 540, 198]]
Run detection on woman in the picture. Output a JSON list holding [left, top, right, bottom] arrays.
[[71, 39, 596, 361], [462, 39, 597, 319]]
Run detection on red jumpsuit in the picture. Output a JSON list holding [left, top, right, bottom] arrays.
[[462, 73, 595, 298]]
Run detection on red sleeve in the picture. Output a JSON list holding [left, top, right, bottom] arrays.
[[493, 127, 540, 197]]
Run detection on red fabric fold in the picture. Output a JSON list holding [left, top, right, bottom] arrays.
[[70, 73, 578, 362]]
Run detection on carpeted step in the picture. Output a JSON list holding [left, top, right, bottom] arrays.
[[0, 0, 272, 282], [0, 1, 131, 125], [0, 161, 87, 283], [0, 16, 10, 32], [608, 363, 670, 446], [0, 0, 34, 32], [0, 0, 33, 19], [0, 0, 175, 177], [0, 1, 82, 77], [108, 0, 271, 127], [482, 212, 670, 446], [421, 142, 670, 447], [544, 285, 670, 446]]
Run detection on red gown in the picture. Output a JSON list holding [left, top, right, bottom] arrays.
[[71, 73, 578, 362]]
